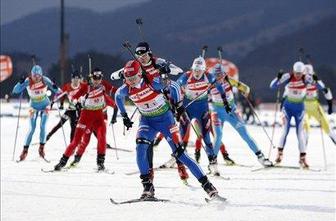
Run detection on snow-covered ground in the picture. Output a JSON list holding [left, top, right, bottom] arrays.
[[1, 101, 335, 221]]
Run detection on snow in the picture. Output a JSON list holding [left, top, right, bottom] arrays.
[[1, 101, 335, 221]]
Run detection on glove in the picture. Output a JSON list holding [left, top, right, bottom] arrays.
[[277, 70, 284, 80], [110, 117, 117, 125], [19, 75, 26, 84], [52, 83, 58, 90], [223, 100, 232, 113], [312, 74, 318, 81], [121, 112, 133, 130], [322, 88, 328, 94], [59, 104, 64, 110], [111, 107, 118, 124], [175, 105, 185, 121], [327, 99, 333, 115], [110, 114, 117, 125], [157, 62, 171, 75], [75, 102, 82, 111]]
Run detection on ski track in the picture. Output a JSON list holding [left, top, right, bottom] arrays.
[[1, 102, 335, 221]]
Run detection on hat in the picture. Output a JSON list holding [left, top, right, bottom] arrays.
[[135, 42, 151, 55], [31, 65, 43, 76], [91, 68, 103, 79], [71, 70, 82, 79]]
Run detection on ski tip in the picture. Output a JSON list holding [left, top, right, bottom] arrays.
[[110, 198, 119, 205], [205, 195, 227, 203]]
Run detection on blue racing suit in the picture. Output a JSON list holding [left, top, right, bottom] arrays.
[[12, 76, 60, 146]]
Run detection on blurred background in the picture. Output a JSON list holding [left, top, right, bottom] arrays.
[[1, 0, 335, 102]]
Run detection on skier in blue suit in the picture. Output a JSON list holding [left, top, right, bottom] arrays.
[[115, 60, 220, 200], [12, 65, 61, 161]]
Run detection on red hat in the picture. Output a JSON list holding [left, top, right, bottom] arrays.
[[123, 60, 141, 77]]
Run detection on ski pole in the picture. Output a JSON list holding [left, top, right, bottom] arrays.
[[135, 18, 146, 41], [55, 102, 68, 148], [123, 107, 138, 136], [201, 45, 208, 58], [317, 103, 327, 171], [110, 123, 119, 160], [12, 92, 23, 161], [268, 88, 281, 158], [244, 96, 276, 149]]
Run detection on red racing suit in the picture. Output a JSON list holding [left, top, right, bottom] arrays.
[[63, 82, 116, 158]]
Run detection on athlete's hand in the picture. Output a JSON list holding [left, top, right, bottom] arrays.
[[277, 70, 284, 80], [121, 113, 133, 130], [175, 105, 185, 121], [157, 62, 171, 75], [110, 115, 117, 125], [19, 74, 26, 84], [223, 100, 232, 113], [327, 99, 333, 115], [312, 74, 318, 81]]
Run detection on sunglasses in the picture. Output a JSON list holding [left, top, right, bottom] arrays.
[[92, 75, 102, 80], [135, 52, 149, 58]]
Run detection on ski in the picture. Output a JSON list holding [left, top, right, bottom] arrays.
[[110, 197, 170, 205], [41, 168, 67, 173], [96, 169, 115, 175], [222, 163, 254, 168], [16, 156, 50, 163], [41, 167, 115, 174], [207, 173, 231, 180], [106, 146, 133, 152], [205, 194, 227, 203], [41, 157, 51, 163], [252, 165, 321, 172]]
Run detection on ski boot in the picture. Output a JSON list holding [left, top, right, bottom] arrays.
[[177, 162, 189, 183], [275, 148, 284, 164], [194, 149, 201, 163], [222, 152, 235, 166], [69, 154, 81, 167], [299, 153, 309, 169], [97, 154, 105, 171], [199, 176, 218, 198], [256, 151, 273, 167], [208, 156, 220, 176], [38, 143, 45, 158], [19, 146, 29, 161], [140, 174, 155, 199], [54, 155, 69, 171]]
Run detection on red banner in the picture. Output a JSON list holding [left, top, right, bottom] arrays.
[[0, 55, 13, 82]]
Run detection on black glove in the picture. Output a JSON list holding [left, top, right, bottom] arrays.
[[19, 75, 26, 84], [110, 107, 118, 124], [121, 112, 133, 130], [59, 104, 64, 110], [312, 74, 318, 81], [222, 99, 232, 113], [327, 99, 333, 115], [157, 62, 171, 75], [141, 70, 151, 84], [322, 88, 328, 94], [277, 70, 284, 80], [75, 102, 82, 111], [175, 105, 185, 121]]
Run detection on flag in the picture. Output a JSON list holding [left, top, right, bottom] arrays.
[[0, 55, 13, 82]]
